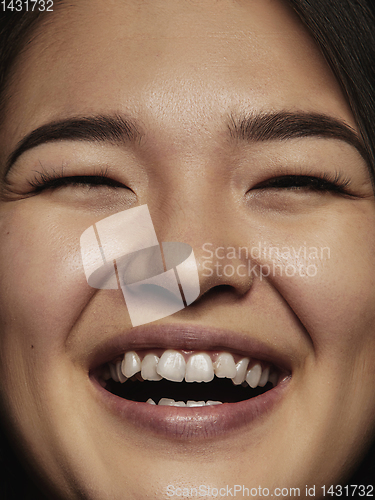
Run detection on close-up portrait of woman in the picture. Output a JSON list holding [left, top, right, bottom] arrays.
[[0, 0, 374, 498]]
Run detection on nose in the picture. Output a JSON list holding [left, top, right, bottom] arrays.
[[151, 199, 255, 302], [80, 200, 256, 327], [194, 243, 254, 299]]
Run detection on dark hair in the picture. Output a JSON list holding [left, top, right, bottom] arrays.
[[289, 0, 375, 183], [0, 1, 374, 498], [0, 1, 62, 120], [0, 11, 41, 119]]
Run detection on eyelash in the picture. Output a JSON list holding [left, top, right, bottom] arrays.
[[252, 172, 352, 194], [28, 168, 125, 192], [28, 169, 352, 195]]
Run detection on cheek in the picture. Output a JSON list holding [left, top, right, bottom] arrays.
[[266, 209, 375, 359], [0, 203, 92, 351]]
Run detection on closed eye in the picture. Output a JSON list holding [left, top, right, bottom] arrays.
[[251, 173, 352, 195], [28, 171, 127, 192]]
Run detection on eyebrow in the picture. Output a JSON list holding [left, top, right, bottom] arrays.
[[5, 114, 143, 177], [4, 111, 369, 177], [228, 111, 369, 164]]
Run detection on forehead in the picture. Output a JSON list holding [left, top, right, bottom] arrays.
[[2, 0, 355, 152]]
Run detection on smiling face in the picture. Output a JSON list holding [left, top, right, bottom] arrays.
[[0, 0, 375, 498]]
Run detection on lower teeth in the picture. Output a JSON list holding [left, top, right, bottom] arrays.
[[150, 398, 223, 407], [105, 376, 273, 404]]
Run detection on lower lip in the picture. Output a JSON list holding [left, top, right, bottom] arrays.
[[92, 377, 290, 439]]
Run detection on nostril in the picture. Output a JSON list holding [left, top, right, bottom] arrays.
[[197, 254, 255, 298], [196, 284, 250, 304], [205, 284, 235, 296]]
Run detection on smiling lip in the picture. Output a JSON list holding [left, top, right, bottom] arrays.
[[92, 375, 289, 439], [88, 323, 292, 439], [87, 323, 293, 372]]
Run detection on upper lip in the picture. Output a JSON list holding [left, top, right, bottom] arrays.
[[87, 323, 293, 374]]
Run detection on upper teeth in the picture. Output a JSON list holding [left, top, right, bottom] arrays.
[[122, 351, 141, 378], [105, 349, 278, 388], [157, 350, 186, 382], [185, 353, 214, 383], [141, 354, 162, 381], [213, 353, 237, 379], [232, 357, 249, 385]]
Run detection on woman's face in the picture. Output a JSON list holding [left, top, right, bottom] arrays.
[[1, 0, 375, 498]]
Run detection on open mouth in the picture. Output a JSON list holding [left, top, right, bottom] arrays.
[[88, 325, 292, 438], [94, 349, 285, 407]]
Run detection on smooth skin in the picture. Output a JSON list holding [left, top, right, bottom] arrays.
[[0, 0, 375, 498]]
